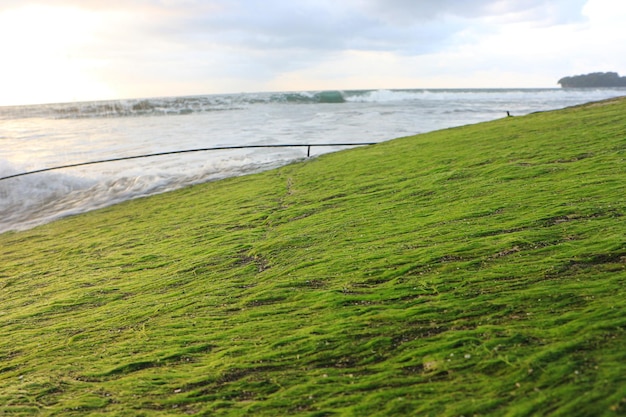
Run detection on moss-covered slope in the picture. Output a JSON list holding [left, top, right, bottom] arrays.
[[1, 98, 625, 416]]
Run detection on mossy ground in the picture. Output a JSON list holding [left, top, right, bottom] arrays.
[[1, 98, 625, 416]]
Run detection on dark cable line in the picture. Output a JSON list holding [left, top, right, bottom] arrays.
[[0, 143, 377, 182]]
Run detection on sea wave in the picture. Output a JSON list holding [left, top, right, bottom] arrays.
[[0, 153, 304, 233], [0, 90, 419, 120], [0, 97, 245, 120], [2, 88, 623, 120]]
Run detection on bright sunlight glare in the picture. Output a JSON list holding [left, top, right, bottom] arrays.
[[0, 5, 113, 106]]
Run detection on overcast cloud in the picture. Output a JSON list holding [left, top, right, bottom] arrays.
[[0, 0, 624, 105]]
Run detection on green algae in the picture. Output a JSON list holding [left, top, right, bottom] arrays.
[[1, 97, 625, 416]]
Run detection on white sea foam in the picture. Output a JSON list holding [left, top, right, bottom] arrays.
[[0, 152, 303, 233]]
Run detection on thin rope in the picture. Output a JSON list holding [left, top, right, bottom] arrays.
[[0, 143, 377, 181]]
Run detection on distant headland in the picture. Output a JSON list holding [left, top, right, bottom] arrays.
[[558, 72, 626, 88]]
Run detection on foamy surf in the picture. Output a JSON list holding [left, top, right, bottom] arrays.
[[0, 151, 304, 233]]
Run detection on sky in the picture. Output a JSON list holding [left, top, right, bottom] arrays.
[[1, 0, 625, 106]]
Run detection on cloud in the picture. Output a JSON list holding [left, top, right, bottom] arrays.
[[359, 0, 587, 24], [6, 1, 585, 69], [144, 0, 589, 85], [0, 1, 591, 57], [0, 0, 608, 104], [60, 0, 587, 55]]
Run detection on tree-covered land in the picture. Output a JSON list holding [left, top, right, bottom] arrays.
[[558, 71, 626, 88]]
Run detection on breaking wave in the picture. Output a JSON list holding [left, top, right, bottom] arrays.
[[0, 153, 303, 233], [2, 88, 623, 120]]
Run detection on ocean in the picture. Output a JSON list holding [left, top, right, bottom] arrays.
[[1, 88, 624, 233]]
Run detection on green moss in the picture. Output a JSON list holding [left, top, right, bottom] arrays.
[[1, 97, 626, 416]]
